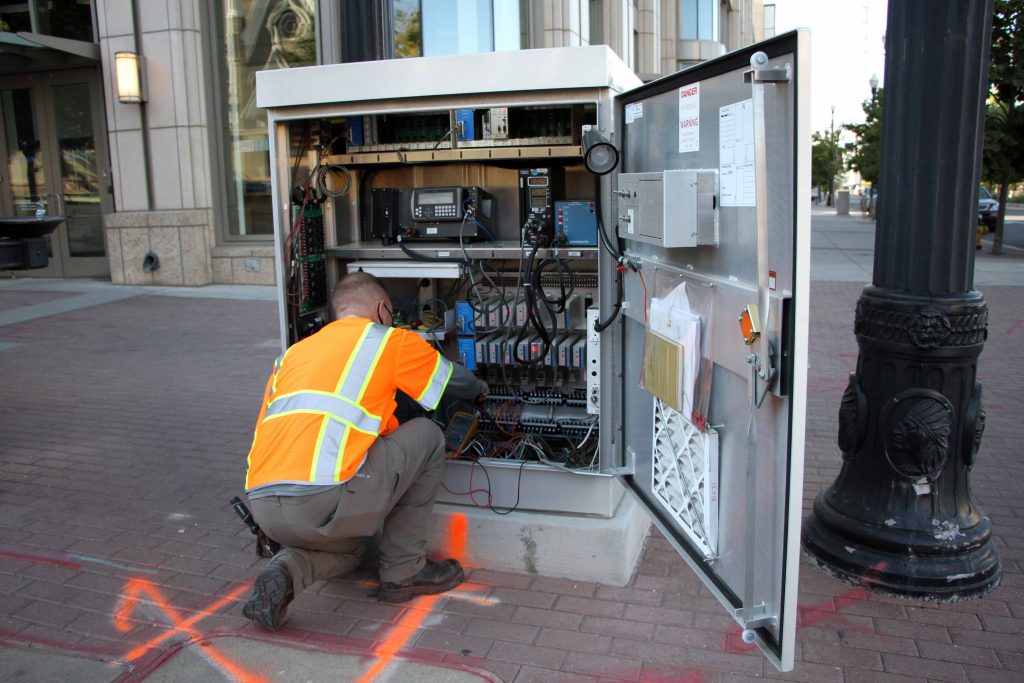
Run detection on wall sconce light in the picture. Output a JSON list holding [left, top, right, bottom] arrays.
[[582, 125, 620, 176], [114, 51, 147, 104]]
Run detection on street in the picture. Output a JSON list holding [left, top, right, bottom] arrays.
[[982, 203, 1024, 251], [811, 203, 1024, 287]]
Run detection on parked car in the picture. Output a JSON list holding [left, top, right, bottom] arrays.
[[979, 186, 999, 229]]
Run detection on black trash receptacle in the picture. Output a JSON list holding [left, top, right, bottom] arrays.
[[21, 237, 49, 268], [0, 238, 50, 270]]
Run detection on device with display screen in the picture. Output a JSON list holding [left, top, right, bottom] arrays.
[[405, 186, 494, 240], [444, 411, 480, 456], [519, 168, 565, 246]]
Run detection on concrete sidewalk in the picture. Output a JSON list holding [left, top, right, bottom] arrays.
[[1, 241, 1022, 681]]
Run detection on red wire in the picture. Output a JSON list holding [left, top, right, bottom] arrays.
[[440, 480, 492, 504], [440, 457, 492, 509]]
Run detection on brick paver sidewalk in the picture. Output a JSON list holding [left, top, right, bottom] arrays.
[[0, 280, 1021, 682]]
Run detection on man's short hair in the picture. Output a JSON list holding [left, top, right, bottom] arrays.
[[332, 272, 388, 315]]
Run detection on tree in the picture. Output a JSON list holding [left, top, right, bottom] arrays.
[[394, 1, 422, 58], [982, 0, 1024, 255], [811, 111, 844, 205], [845, 89, 883, 188]]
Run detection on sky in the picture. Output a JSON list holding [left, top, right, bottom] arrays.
[[772, 0, 888, 134]]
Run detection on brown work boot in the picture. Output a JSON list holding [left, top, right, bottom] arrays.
[[377, 559, 465, 603], [243, 563, 294, 630]]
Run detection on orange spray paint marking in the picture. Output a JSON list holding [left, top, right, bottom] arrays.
[[355, 513, 471, 683], [355, 594, 442, 683], [446, 512, 468, 563], [113, 578, 267, 683]]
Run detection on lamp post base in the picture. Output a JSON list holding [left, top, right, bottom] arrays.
[[802, 286, 1001, 603], [803, 490, 1001, 602]]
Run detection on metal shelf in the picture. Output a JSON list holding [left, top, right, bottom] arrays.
[[326, 145, 582, 166], [328, 240, 599, 261]]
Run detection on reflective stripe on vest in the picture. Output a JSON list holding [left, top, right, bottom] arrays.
[[269, 350, 288, 398], [263, 390, 382, 434], [259, 322, 394, 485], [417, 355, 454, 409], [324, 324, 393, 481], [337, 324, 393, 400]]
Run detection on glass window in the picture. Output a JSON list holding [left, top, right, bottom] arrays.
[[422, 0, 493, 56], [394, 0, 422, 57], [763, 3, 776, 39], [2, 88, 47, 216], [215, 0, 316, 238], [53, 82, 103, 257], [0, 1, 33, 32], [0, 0, 94, 41], [37, 0, 95, 42], [393, 0, 519, 58], [679, 0, 718, 42], [680, 0, 698, 40]]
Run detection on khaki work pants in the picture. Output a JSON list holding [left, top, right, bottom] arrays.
[[249, 417, 446, 594]]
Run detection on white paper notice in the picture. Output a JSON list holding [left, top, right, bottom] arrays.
[[678, 84, 700, 153], [719, 99, 756, 207], [625, 102, 643, 125]]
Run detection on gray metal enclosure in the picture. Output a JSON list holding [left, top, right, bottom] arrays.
[[256, 32, 810, 672], [600, 31, 810, 670]]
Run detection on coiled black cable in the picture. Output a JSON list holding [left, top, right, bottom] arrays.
[[592, 175, 625, 332], [513, 240, 556, 365], [534, 253, 576, 313]]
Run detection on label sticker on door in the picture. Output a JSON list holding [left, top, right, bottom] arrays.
[[718, 99, 756, 207], [679, 83, 700, 153], [626, 102, 644, 125]]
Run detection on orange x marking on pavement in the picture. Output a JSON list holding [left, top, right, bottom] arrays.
[[114, 577, 267, 683], [355, 512, 479, 683]]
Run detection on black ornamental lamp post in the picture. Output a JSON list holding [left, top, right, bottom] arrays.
[[802, 0, 1001, 600]]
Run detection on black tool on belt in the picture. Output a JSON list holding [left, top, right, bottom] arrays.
[[230, 496, 281, 558]]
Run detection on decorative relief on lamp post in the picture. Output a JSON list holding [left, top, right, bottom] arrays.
[[880, 390, 954, 482], [854, 301, 988, 349], [837, 373, 868, 459], [962, 382, 986, 470]]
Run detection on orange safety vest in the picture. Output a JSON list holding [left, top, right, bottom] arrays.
[[245, 317, 453, 492]]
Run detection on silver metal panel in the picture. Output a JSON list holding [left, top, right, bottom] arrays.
[[345, 260, 463, 280], [695, 171, 720, 246], [328, 242, 598, 262], [269, 117, 290, 352], [618, 170, 719, 248], [256, 45, 642, 109], [262, 91, 603, 124], [259, 47, 635, 546], [603, 31, 810, 671], [438, 459, 624, 518]]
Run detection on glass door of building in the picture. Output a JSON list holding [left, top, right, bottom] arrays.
[[0, 67, 111, 277]]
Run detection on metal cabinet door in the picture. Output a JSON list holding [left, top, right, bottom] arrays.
[[599, 30, 811, 672]]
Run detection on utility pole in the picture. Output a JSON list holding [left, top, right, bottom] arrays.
[[828, 107, 837, 206], [802, 0, 1001, 600]]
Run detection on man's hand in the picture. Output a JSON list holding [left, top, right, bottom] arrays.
[[477, 381, 489, 402]]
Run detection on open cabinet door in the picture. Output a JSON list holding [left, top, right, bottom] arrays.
[[599, 30, 810, 671]]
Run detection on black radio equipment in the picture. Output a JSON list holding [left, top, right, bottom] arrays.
[[368, 186, 495, 242]]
